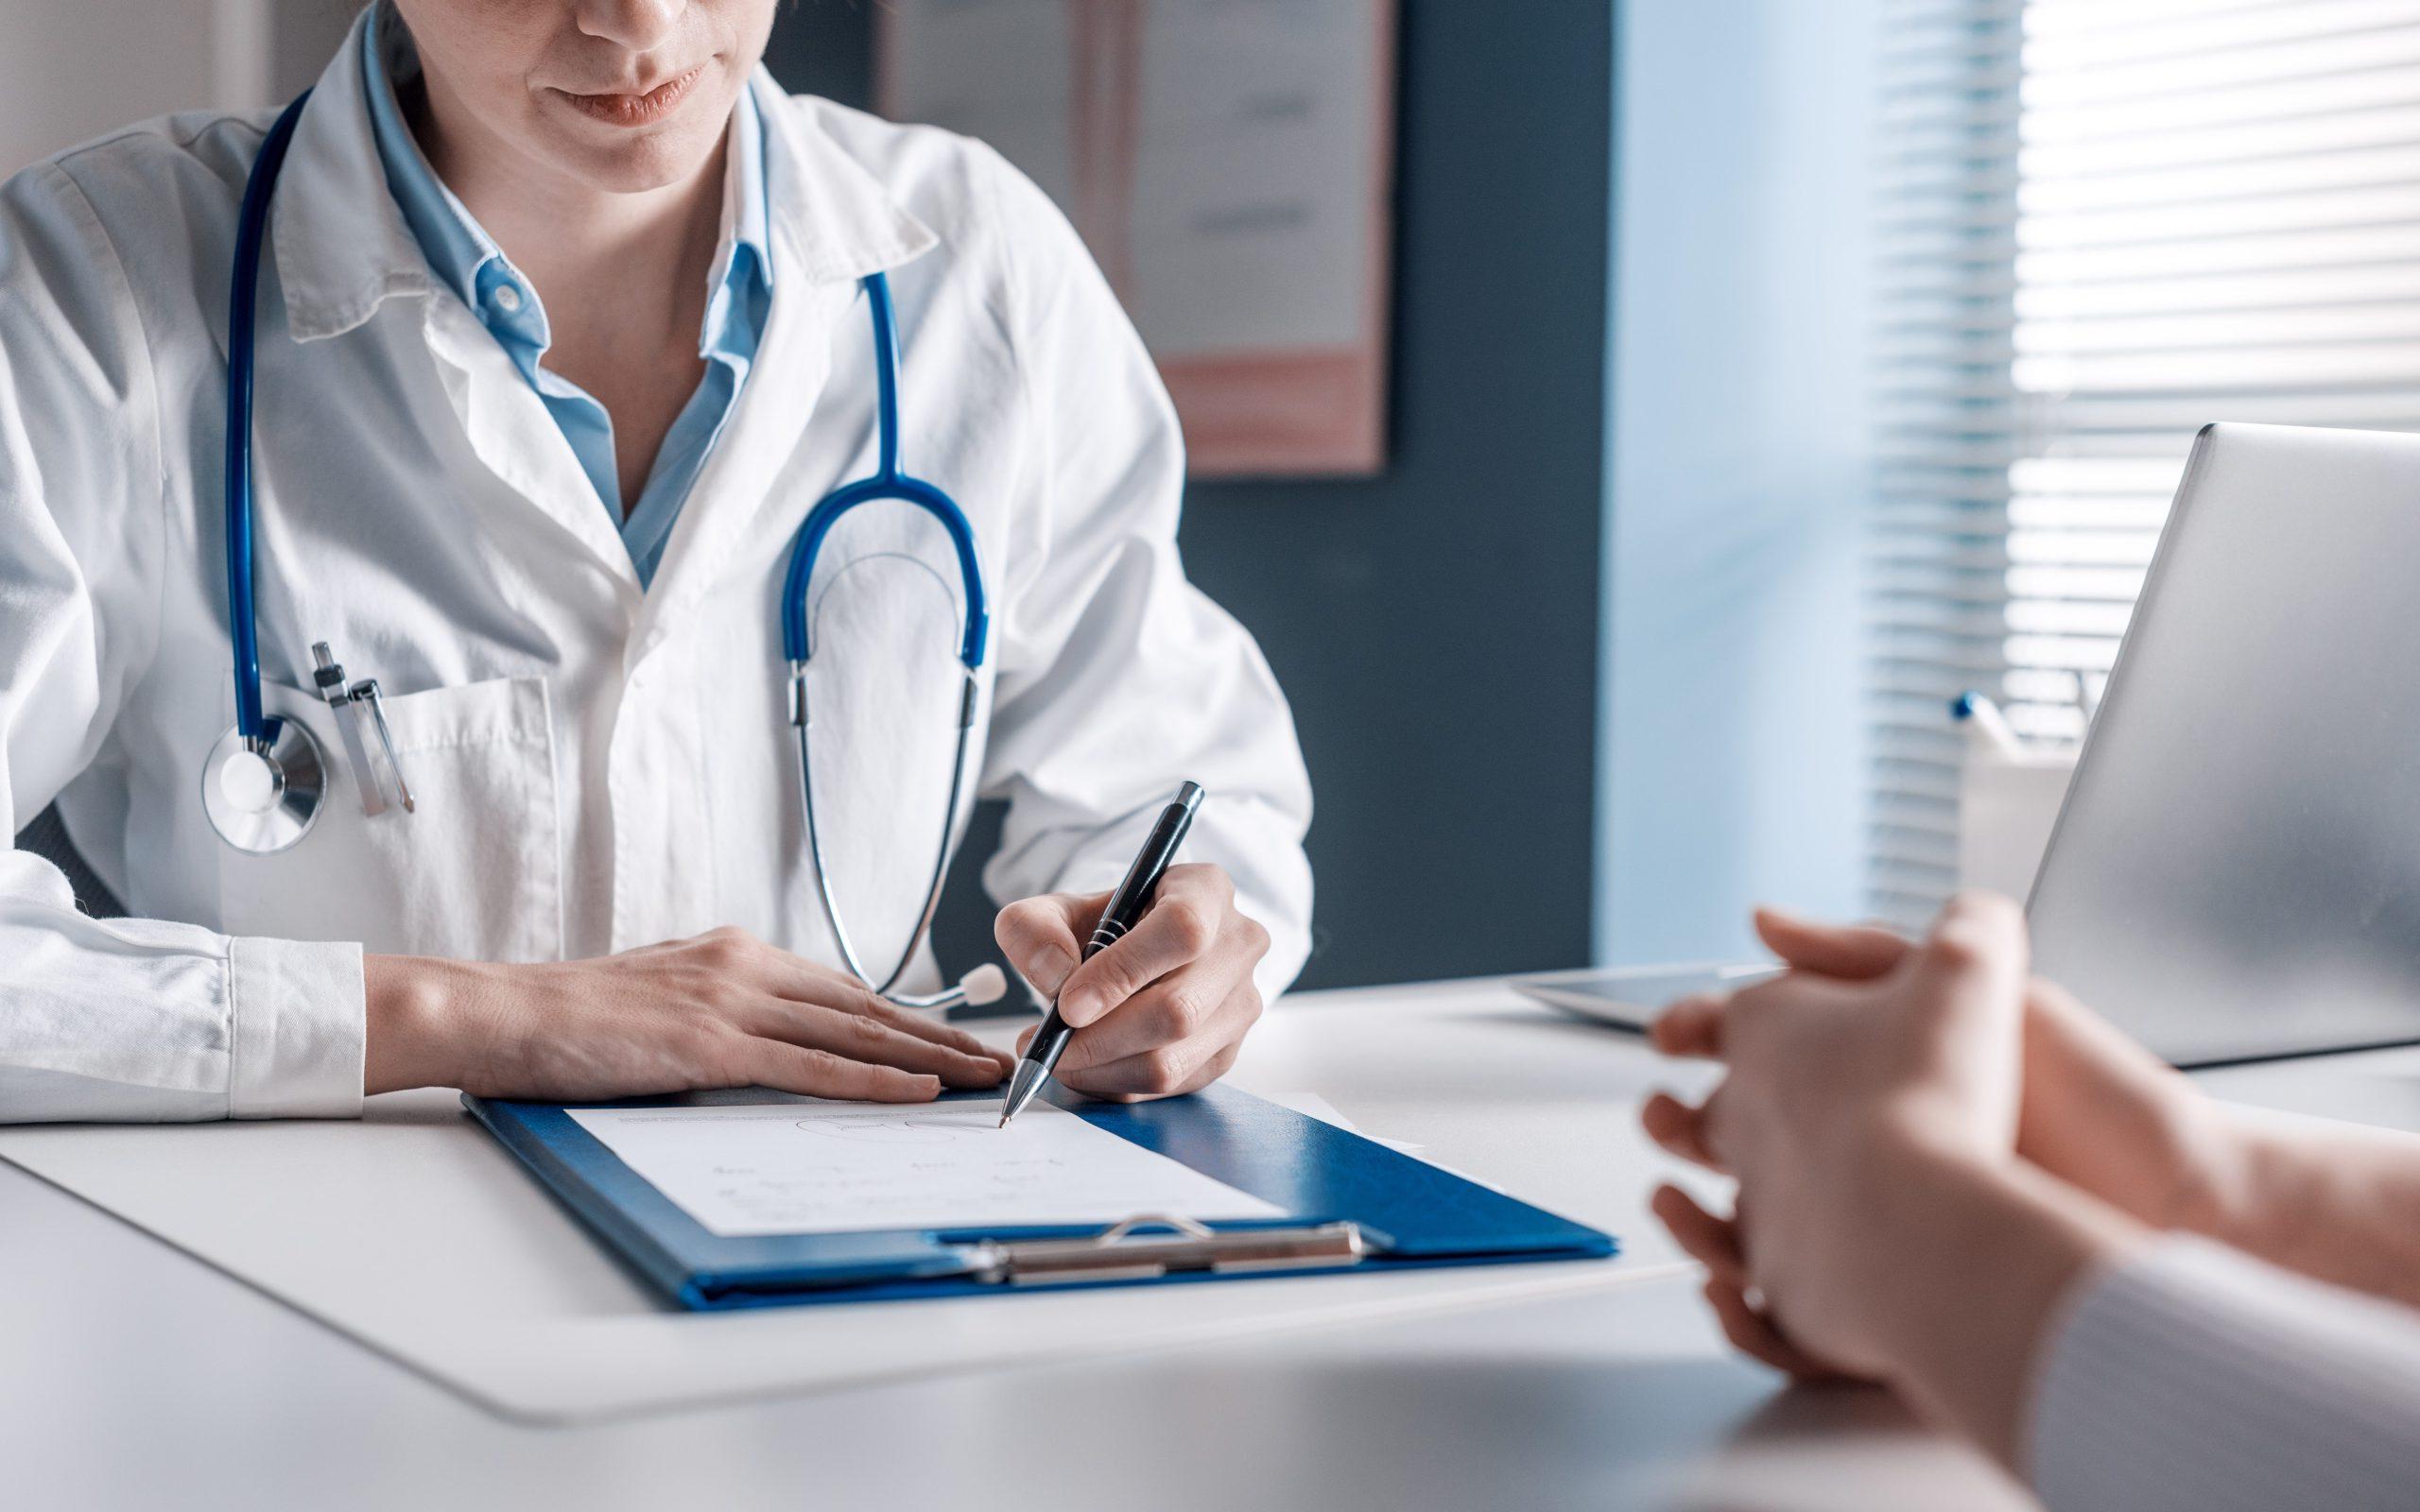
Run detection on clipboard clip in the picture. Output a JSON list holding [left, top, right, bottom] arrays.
[[977, 1214, 1371, 1287]]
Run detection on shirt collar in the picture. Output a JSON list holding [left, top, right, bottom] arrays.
[[361, 3, 774, 360], [275, 7, 917, 344], [359, 8, 499, 325]]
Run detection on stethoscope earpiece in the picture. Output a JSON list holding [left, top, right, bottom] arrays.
[[955, 963, 1009, 1008]]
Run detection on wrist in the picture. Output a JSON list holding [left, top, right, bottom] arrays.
[[1858, 1137, 2147, 1471], [2152, 1093, 2263, 1244], [362, 954, 465, 1094]]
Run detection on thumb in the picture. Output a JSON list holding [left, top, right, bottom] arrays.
[[994, 890, 1108, 1000]]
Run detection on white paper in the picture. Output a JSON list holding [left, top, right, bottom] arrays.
[[1260, 1090, 1359, 1134], [567, 1100, 1287, 1239]]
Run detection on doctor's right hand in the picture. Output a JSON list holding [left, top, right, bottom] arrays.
[[360, 928, 1015, 1102]]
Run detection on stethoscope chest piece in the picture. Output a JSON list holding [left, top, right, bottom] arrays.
[[202, 719, 326, 854]]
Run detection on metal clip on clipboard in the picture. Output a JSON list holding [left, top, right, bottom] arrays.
[[976, 1215, 1370, 1287]]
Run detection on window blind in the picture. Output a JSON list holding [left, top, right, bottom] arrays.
[[1870, 0, 2420, 928]]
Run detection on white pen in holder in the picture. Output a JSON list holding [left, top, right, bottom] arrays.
[[1951, 692, 2081, 902]]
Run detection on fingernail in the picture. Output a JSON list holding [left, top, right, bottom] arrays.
[[1059, 988, 1098, 1025], [1026, 946, 1076, 996]]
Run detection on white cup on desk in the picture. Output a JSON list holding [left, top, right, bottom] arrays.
[[1952, 693, 2080, 901]]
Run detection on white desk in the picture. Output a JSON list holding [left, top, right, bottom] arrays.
[[8, 975, 2409, 1512]]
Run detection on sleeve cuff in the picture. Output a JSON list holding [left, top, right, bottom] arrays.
[[226, 936, 367, 1119], [2028, 1236, 2420, 1512]]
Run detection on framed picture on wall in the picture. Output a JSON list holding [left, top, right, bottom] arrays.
[[877, 0, 1398, 480]]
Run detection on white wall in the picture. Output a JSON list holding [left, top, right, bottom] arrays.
[[273, 0, 364, 99], [0, 0, 356, 178], [1597, 0, 1878, 962]]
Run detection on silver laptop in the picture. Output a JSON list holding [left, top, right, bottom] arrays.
[[1522, 424, 2420, 1067], [2026, 423, 2420, 1065]]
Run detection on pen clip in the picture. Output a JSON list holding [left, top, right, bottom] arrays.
[[349, 679, 416, 815], [313, 644, 388, 818]]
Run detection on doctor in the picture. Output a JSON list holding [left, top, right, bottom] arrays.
[[0, 0, 1312, 1122]]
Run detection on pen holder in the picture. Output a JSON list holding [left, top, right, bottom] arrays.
[[1958, 746, 2080, 902]]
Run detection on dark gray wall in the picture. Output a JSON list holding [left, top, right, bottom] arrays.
[[768, 3, 1616, 990]]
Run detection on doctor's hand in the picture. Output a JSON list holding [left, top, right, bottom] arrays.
[[361, 929, 1015, 1103], [994, 864, 1271, 1101]]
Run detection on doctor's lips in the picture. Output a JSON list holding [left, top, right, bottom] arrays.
[[556, 66, 706, 127]]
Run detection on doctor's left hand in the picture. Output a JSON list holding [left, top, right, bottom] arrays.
[[995, 864, 1271, 1101], [361, 929, 1015, 1103]]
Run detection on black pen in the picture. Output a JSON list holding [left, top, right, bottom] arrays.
[[997, 781, 1205, 1126]]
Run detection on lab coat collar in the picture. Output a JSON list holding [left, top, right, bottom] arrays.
[[637, 88, 944, 620], [746, 68, 939, 284], [272, 7, 439, 343], [271, 10, 938, 343]]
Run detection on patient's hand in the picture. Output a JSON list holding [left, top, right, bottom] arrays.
[[1706, 909, 2253, 1242], [1644, 895, 2036, 1380], [1642, 896, 2145, 1468]]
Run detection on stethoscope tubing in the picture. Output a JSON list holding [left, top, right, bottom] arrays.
[[783, 277, 991, 1005], [215, 89, 994, 1007], [779, 271, 988, 672], [225, 90, 315, 747]]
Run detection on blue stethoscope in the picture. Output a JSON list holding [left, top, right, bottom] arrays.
[[204, 91, 1003, 1009]]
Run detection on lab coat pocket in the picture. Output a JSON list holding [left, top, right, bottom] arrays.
[[215, 676, 562, 963]]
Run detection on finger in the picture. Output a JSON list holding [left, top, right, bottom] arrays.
[[756, 1004, 1008, 1089], [761, 967, 1016, 1069], [849, 999, 1018, 1073], [994, 891, 1103, 1000], [1050, 956, 1247, 1070], [743, 947, 1016, 1069], [1641, 1092, 1727, 1173], [1060, 1037, 1246, 1103], [1752, 908, 1911, 981], [1703, 1278, 1844, 1381], [744, 1041, 943, 1103], [1650, 1184, 1747, 1286], [1052, 986, 1258, 1100], [1054, 984, 1254, 1093], [1054, 864, 1234, 1028], [1910, 890, 2031, 1004], [1650, 993, 1729, 1059]]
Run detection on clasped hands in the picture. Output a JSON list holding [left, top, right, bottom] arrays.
[[1637, 894, 2242, 1448]]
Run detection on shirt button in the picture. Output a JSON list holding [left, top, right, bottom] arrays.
[[491, 284, 524, 314]]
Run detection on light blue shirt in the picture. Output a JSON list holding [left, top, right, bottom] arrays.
[[360, 12, 773, 587]]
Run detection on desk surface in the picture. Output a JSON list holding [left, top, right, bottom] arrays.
[[9, 974, 2414, 1512]]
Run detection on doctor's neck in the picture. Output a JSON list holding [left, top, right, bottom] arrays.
[[411, 71, 726, 340], [407, 66, 727, 339], [389, 0, 775, 354]]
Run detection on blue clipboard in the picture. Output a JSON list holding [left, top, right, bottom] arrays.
[[465, 1084, 1616, 1310]]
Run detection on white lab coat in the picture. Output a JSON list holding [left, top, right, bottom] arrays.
[[0, 24, 1313, 1123]]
